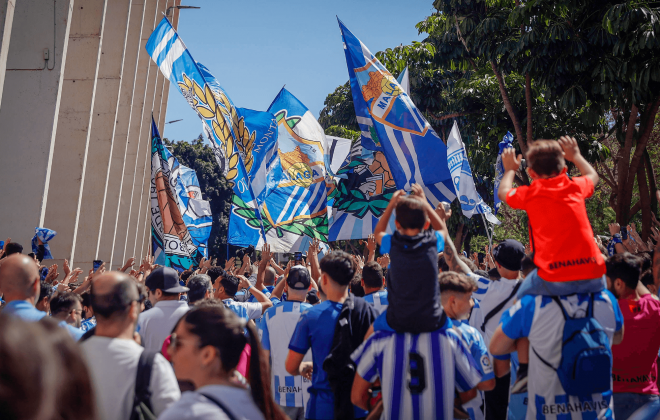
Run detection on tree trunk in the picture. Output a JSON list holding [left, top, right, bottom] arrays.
[[645, 150, 658, 217], [525, 73, 534, 146], [490, 60, 527, 155], [454, 222, 465, 253], [638, 160, 652, 242], [616, 104, 639, 224]]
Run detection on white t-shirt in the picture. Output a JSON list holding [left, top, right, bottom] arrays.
[[468, 273, 519, 347], [80, 336, 181, 420], [158, 384, 265, 420], [500, 291, 623, 420], [137, 300, 189, 352]]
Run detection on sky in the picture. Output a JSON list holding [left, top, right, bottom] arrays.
[[162, 0, 435, 142]]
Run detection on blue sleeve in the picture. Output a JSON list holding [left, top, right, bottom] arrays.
[[288, 312, 311, 354], [435, 231, 445, 252], [470, 333, 495, 381], [260, 315, 270, 350], [380, 234, 392, 254], [500, 295, 536, 340]]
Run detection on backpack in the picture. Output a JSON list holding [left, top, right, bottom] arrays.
[[198, 393, 238, 420], [129, 351, 158, 420], [533, 294, 612, 397]]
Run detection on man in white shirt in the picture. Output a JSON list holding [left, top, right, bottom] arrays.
[[137, 266, 190, 352], [80, 271, 180, 420]]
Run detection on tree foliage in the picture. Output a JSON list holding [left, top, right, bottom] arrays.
[[164, 136, 233, 262]]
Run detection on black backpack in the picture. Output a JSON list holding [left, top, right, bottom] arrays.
[[129, 351, 158, 420]]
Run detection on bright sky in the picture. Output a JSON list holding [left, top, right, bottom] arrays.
[[162, 0, 434, 142]]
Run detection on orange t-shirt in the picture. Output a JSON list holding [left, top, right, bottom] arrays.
[[505, 172, 605, 282]]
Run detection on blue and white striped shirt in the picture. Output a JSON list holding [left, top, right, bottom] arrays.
[[363, 290, 389, 315], [260, 300, 313, 408], [351, 322, 483, 420], [222, 299, 262, 321]]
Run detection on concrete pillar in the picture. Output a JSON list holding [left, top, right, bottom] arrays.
[[0, 0, 74, 249], [41, 0, 108, 268], [72, 0, 131, 270], [131, 0, 171, 262], [98, 0, 145, 268], [110, 0, 157, 269], [0, 0, 16, 108]]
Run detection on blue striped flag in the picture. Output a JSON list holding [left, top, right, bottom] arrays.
[[494, 132, 514, 214], [338, 19, 456, 208], [175, 164, 212, 258]]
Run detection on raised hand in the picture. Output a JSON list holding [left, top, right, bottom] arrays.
[[366, 234, 376, 254], [45, 264, 59, 283], [558, 136, 581, 162], [225, 257, 235, 272], [435, 203, 452, 222], [502, 148, 522, 172], [409, 183, 427, 202], [120, 257, 136, 272], [650, 227, 660, 245], [63, 259, 71, 277], [379, 253, 390, 268], [608, 223, 621, 236], [67, 268, 83, 284], [260, 244, 272, 265]]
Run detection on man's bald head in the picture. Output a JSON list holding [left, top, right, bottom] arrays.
[[0, 254, 40, 301], [91, 272, 140, 320], [264, 267, 277, 286]]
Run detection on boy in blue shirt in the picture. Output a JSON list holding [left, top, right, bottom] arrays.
[[374, 183, 448, 333]]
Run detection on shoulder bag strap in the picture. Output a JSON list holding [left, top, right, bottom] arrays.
[[134, 351, 157, 411], [480, 281, 522, 332], [199, 393, 239, 420]]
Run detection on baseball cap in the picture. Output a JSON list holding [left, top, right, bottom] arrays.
[[145, 267, 190, 293], [492, 239, 525, 271], [287, 265, 311, 290]]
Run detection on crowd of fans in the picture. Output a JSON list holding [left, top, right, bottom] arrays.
[[1, 135, 660, 420]]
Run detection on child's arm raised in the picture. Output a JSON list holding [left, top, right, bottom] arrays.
[[374, 190, 404, 245], [497, 148, 522, 203], [558, 135, 599, 187], [409, 184, 447, 234]]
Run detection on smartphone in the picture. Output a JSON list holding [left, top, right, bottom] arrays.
[[441, 202, 451, 212], [93, 260, 103, 273], [0, 241, 4, 249], [294, 252, 303, 264], [621, 229, 628, 240]]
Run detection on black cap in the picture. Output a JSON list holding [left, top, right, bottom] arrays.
[[287, 265, 311, 290], [306, 289, 320, 304], [492, 239, 525, 271], [145, 267, 190, 293]]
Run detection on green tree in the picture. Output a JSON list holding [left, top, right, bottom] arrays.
[[164, 136, 233, 262]]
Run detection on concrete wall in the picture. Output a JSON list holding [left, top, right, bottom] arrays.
[[0, 0, 179, 272]]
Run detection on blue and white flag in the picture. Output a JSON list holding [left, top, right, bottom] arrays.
[[31, 227, 57, 260], [175, 164, 212, 258], [146, 18, 269, 248], [397, 66, 410, 95], [446, 121, 500, 224], [251, 88, 329, 253], [494, 132, 514, 214], [150, 118, 204, 271], [338, 20, 455, 207]]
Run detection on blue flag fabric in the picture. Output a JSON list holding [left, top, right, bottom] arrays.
[[338, 20, 455, 207], [248, 88, 330, 252], [175, 164, 212, 258], [494, 132, 514, 214], [446, 121, 500, 224], [31, 227, 57, 260], [397, 66, 410, 95], [150, 118, 204, 271], [146, 18, 270, 248]]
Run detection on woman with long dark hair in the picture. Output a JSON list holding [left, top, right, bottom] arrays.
[[159, 304, 286, 420]]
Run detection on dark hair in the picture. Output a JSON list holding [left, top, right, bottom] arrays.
[[219, 274, 240, 297], [38, 281, 53, 302], [0, 314, 60, 420], [438, 254, 449, 272], [319, 251, 355, 286], [520, 255, 537, 277], [439, 272, 477, 294], [207, 266, 225, 285], [187, 274, 212, 304], [180, 270, 194, 284], [606, 253, 642, 290], [5, 242, 23, 256], [641, 269, 654, 288], [81, 292, 92, 309], [38, 317, 95, 420], [350, 274, 365, 297], [182, 306, 285, 420], [395, 195, 426, 229], [50, 292, 82, 317], [638, 252, 652, 273], [527, 139, 565, 176], [362, 261, 383, 289], [90, 279, 139, 319]]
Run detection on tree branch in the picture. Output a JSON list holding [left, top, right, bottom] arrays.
[[491, 60, 526, 155], [428, 111, 476, 121], [525, 73, 533, 147], [596, 170, 617, 190]]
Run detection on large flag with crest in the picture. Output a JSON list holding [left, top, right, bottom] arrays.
[[175, 164, 212, 258], [245, 88, 330, 252], [150, 118, 204, 270], [338, 19, 455, 208], [146, 18, 277, 248]]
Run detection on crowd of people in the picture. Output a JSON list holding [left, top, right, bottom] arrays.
[[1, 135, 660, 420]]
